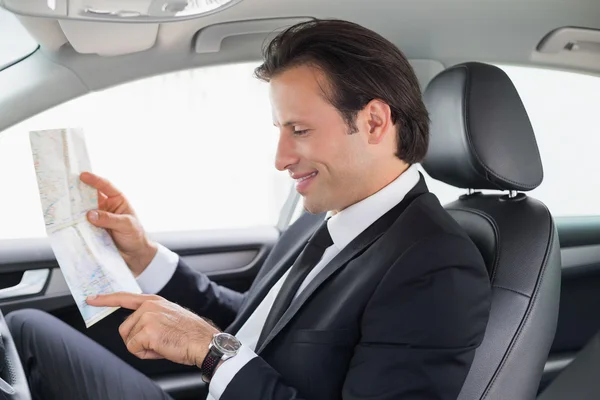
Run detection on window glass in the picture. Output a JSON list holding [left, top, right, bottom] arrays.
[[0, 62, 292, 240]]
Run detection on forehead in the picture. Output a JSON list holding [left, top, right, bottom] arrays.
[[269, 65, 333, 124]]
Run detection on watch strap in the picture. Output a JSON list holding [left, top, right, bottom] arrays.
[[200, 346, 223, 383]]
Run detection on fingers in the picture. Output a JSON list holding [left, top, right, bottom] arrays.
[[119, 310, 143, 342], [80, 172, 122, 197], [126, 328, 162, 360], [88, 294, 165, 355], [87, 210, 136, 231], [86, 292, 161, 310], [131, 347, 163, 360], [120, 306, 160, 342], [122, 311, 166, 361], [110, 300, 210, 365], [97, 191, 108, 207]]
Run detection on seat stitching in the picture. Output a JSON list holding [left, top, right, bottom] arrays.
[[493, 284, 529, 298]]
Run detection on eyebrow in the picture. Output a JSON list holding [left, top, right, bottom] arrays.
[[273, 121, 301, 128]]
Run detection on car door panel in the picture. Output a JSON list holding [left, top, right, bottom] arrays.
[[539, 217, 600, 393], [156, 228, 278, 292]]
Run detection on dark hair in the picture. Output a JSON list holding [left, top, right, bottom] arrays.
[[255, 19, 429, 164]]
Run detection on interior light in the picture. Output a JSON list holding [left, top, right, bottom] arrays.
[[0, 0, 244, 22]]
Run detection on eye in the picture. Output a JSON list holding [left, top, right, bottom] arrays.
[[293, 129, 309, 136]]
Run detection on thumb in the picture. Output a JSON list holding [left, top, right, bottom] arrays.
[[87, 210, 133, 232]]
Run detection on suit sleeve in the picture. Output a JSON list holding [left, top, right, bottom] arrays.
[[220, 233, 491, 400], [157, 258, 246, 330]]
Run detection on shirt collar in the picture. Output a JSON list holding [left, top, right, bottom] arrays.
[[326, 164, 420, 250]]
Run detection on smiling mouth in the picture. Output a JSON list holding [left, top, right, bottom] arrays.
[[295, 171, 318, 182]]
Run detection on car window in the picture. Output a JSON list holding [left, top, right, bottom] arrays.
[[0, 62, 292, 240], [423, 65, 600, 217]]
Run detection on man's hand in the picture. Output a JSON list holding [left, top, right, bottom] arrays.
[[80, 172, 157, 276], [86, 293, 219, 366]]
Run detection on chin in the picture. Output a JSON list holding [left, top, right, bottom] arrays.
[[301, 197, 331, 215]]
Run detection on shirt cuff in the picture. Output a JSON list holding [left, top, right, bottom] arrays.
[[135, 243, 179, 294], [208, 344, 258, 400]]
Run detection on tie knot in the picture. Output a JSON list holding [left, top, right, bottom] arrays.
[[309, 221, 333, 250]]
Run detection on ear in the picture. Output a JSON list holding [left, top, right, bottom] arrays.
[[363, 99, 392, 145]]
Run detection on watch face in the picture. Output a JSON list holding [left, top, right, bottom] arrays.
[[213, 333, 241, 356]]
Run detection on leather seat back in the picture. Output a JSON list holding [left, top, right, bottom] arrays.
[[422, 62, 561, 400]]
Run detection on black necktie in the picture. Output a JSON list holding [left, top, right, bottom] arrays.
[[256, 221, 333, 348]]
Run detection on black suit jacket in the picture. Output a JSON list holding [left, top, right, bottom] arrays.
[[159, 177, 491, 400]]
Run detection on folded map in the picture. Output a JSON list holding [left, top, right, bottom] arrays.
[[30, 128, 142, 327]]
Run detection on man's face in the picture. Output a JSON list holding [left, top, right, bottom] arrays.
[[270, 65, 394, 214]]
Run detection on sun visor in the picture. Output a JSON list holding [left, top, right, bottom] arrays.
[[58, 20, 159, 56], [14, 15, 158, 56]]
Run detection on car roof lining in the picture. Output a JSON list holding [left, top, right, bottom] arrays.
[[0, 0, 599, 134], [11, 0, 600, 68]]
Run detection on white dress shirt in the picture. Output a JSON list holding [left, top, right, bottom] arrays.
[[136, 164, 420, 400]]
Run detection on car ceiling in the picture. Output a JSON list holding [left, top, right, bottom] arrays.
[[16, 0, 600, 67], [1, 0, 599, 133]]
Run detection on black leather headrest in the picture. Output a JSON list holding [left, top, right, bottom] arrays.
[[421, 62, 543, 192]]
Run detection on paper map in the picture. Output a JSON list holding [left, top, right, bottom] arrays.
[[30, 128, 141, 327]]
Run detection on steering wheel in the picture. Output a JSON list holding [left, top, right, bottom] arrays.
[[0, 310, 31, 400]]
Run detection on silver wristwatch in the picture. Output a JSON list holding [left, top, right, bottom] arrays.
[[200, 333, 242, 383]]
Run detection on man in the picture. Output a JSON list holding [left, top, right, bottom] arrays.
[[7, 19, 491, 399]]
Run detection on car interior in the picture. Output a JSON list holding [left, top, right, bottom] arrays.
[[0, 0, 599, 399]]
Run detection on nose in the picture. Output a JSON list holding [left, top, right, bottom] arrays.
[[275, 131, 299, 172]]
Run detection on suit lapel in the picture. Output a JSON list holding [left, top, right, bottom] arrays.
[[256, 175, 429, 353], [226, 214, 323, 334], [256, 224, 385, 353]]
